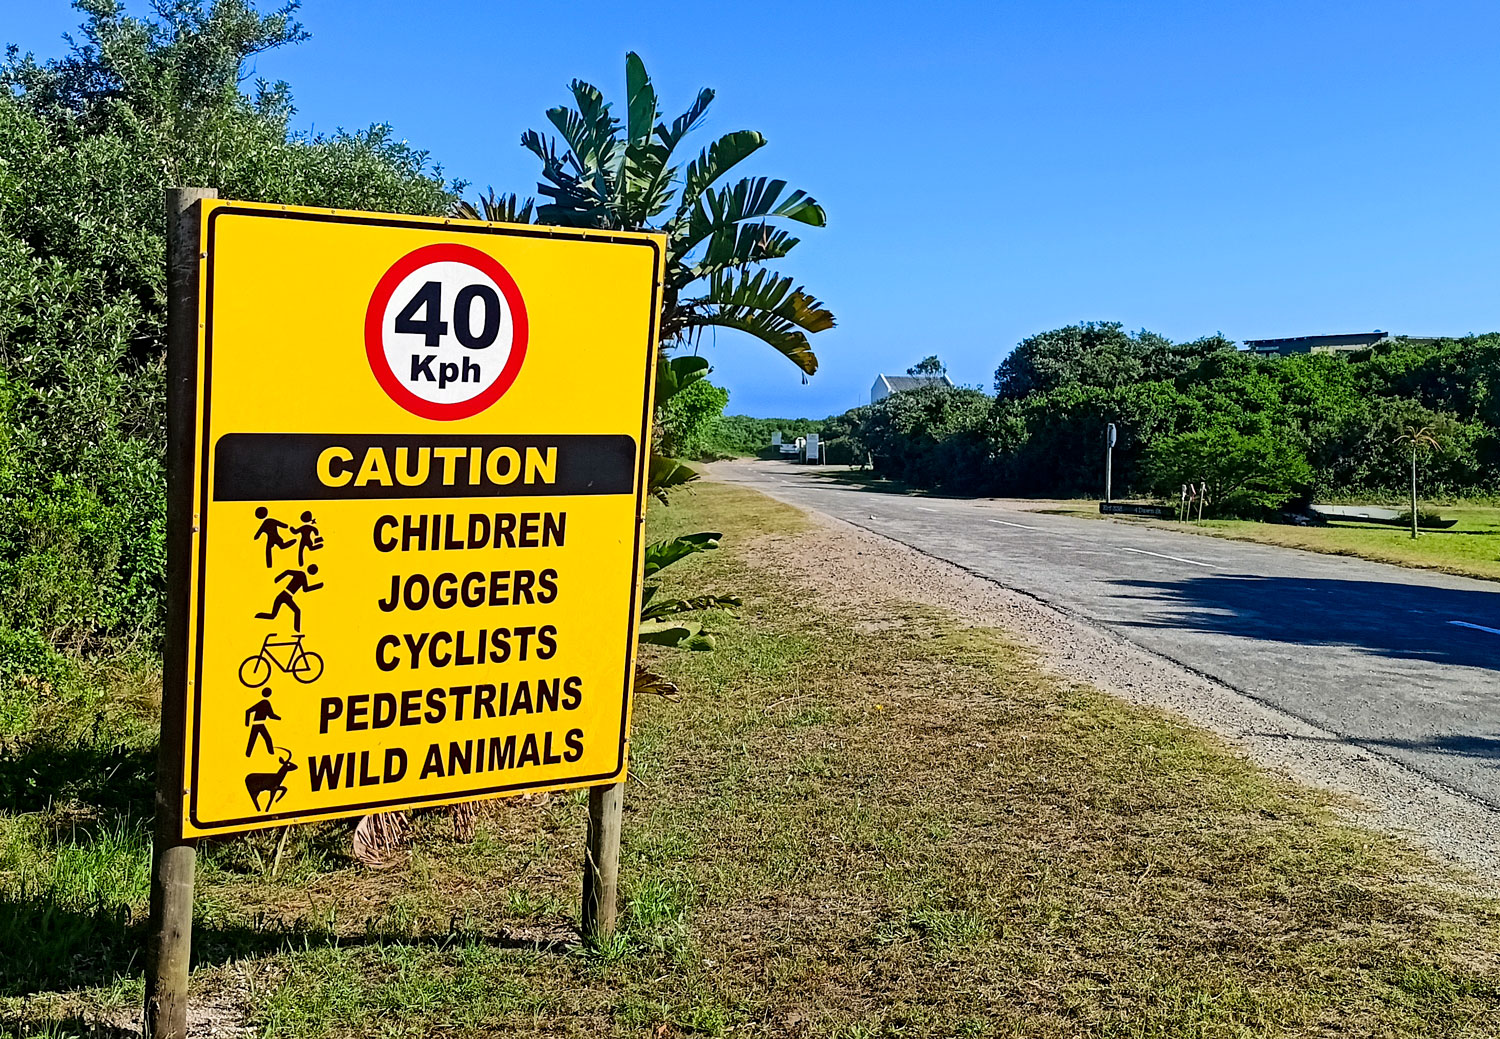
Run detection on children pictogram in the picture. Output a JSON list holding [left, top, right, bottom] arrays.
[[239, 632, 324, 685], [253, 506, 294, 568], [244, 748, 298, 812], [255, 564, 324, 632], [290, 511, 324, 566], [244, 687, 281, 757]]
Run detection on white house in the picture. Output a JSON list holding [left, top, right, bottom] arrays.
[[870, 373, 954, 403]]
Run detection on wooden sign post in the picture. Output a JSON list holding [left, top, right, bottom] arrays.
[[145, 186, 216, 1039]]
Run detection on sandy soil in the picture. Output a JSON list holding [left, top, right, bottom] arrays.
[[727, 478, 1500, 889]]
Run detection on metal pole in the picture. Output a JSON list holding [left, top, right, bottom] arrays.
[[581, 781, 623, 941], [145, 186, 215, 1038], [1104, 423, 1116, 503]]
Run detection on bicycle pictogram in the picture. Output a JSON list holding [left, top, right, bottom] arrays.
[[239, 632, 325, 686]]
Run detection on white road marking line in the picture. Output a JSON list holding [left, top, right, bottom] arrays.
[[988, 519, 1051, 532], [1448, 620, 1500, 636], [916, 506, 939, 513], [1120, 547, 1215, 568]]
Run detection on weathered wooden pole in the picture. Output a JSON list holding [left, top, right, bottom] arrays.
[[581, 781, 623, 940], [145, 186, 216, 1038]]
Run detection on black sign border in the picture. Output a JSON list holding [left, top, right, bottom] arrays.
[[188, 205, 661, 832]]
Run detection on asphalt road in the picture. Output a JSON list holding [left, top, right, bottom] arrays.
[[716, 459, 1500, 809]]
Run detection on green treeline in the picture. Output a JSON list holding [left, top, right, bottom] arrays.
[[705, 415, 826, 457], [829, 323, 1500, 514]]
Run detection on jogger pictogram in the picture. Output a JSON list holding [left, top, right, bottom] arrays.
[[255, 564, 323, 632]]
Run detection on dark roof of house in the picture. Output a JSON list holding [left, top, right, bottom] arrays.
[[877, 374, 953, 392], [1243, 331, 1389, 352]]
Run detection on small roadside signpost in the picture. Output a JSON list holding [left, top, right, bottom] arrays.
[[1104, 422, 1116, 503], [145, 190, 663, 1036]]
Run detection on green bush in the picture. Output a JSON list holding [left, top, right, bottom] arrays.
[[859, 386, 994, 492], [1142, 427, 1313, 516], [658, 379, 731, 460], [822, 437, 864, 466]]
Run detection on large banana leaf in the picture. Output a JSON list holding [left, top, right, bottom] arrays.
[[550, 80, 621, 183], [623, 139, 677, 225], [697, 269, 835, 332], [521, 130, 613, 227], [678, 177, 825, 256], [658, 87, 715, 152], [686, 312, 817, 375], [637, 618, 700, 646], [648, 456, 699, 502], [641, 593, 742, 620], [678, 270, 833, 375], [655, 354, 711, 405], [677, 130, 765, 221], [624, 52, 656, 148], [643, 532, 721, 577], [686, 222, 801, 287], [621, 53, 680, 225]]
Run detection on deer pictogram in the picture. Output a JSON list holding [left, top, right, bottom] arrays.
[[245, 747, 298, 812]]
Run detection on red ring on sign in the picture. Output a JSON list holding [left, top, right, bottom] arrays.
[[364, 242, 530, 421]]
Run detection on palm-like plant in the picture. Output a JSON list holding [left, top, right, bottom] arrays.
[[1394, 423, 1443, 539], [456, 53, 834, 375]]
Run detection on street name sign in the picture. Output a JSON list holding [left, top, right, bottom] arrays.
[[180, 201, 662, 836]]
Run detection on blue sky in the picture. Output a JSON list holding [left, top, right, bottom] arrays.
[[11, 1, 1500, 417]]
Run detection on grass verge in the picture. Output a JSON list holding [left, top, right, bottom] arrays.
[[3, 482, 1499, 1036], [1039, 502, 1500, 581]]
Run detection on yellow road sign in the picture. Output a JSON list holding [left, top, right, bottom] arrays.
[[181, 201, 663, 836]]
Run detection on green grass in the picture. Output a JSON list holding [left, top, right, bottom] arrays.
[[1047, 502, 1500, 581], [2, 483, 1499, 1036]]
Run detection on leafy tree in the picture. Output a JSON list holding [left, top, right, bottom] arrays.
[[658, 376, 730, 459], [470, 53, 834, 375], [907, 355, 945, 376], [993, 322, 1230, 399], [859, 386, 994, 492], [0, 0, 456, 666], [840, 324, 1500, 503], [1142, 427, 1312, 516]]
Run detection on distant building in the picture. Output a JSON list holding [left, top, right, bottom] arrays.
[[870, 373, 954, 402], [1243, 331, 1440, 357]]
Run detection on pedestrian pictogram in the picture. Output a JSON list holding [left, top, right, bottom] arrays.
[[178, 201, 661, 836], [244, 687, 281, 756]]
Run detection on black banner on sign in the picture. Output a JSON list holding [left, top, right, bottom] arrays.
[[213, 433, 637, 501]]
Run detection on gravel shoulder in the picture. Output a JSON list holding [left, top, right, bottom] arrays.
[[707, 463, 1500, 887]]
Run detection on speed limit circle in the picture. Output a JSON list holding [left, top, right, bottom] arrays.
[[364, 242, 529, 420]]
